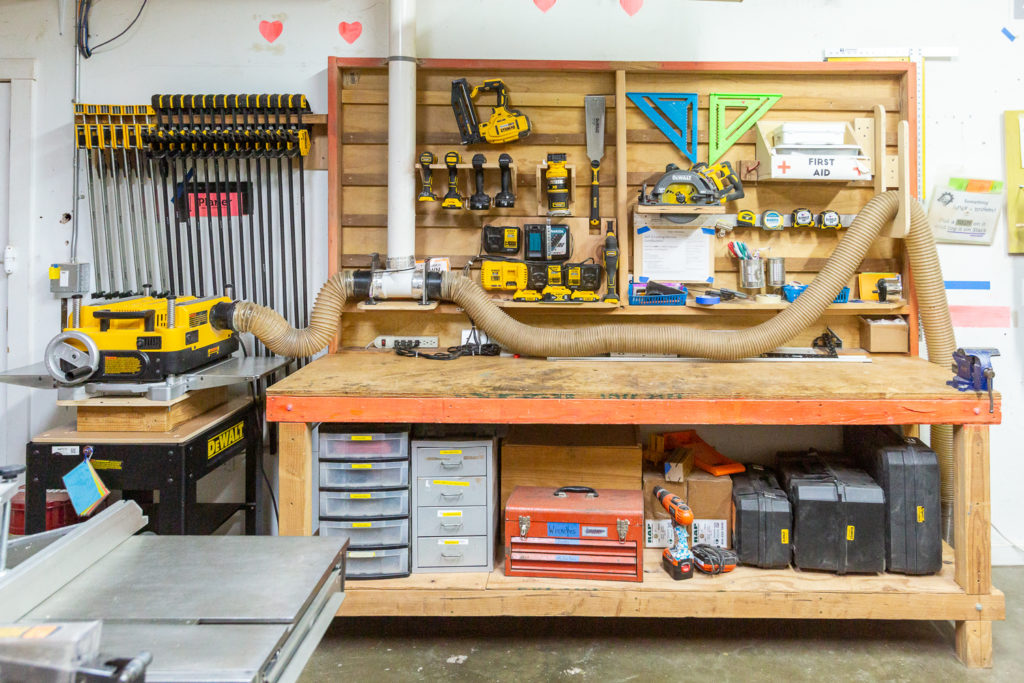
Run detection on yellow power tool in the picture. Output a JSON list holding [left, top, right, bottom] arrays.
[[44, 295, 237, 385], [451, 78, 531, 145]]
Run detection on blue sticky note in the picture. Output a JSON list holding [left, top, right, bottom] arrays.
[[701, 227, 716, 235], [62, 460, 108, 516], [637, 226, 651, 234]]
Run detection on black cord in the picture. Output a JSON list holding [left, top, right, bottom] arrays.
[[691, 544, 738, 576], [394, 321, 500, 361], [77, 0, 149, 58], [249, 381, 280, 523]]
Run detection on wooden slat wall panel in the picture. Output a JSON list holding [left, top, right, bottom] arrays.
[[329, 60, 914, 351]]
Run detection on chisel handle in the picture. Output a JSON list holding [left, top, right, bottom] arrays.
[[589, 159, 600, 228]]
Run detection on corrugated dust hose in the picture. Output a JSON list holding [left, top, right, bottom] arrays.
[[228, 191, 957, 521]]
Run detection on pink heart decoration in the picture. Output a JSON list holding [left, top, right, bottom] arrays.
[[259, 20, 283, 43], [533, 0, 556, 12], [620, 0, 643, 16], [339, 21, 363, 44]]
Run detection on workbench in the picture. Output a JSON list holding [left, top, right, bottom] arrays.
[[266, 350, 1003, 668], [25, 395, 259, 535]]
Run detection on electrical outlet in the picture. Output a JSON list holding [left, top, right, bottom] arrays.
[[372, 335, 438, 349]]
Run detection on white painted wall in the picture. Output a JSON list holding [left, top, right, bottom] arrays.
[[1, 0, 1021, 562]]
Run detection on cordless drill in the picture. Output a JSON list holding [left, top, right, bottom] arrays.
[[470, 153, 491, 210], [442, 151, 463, 210], [654, 485, 694, 580], [601, 220, 620, 304], [418, 151, 437, 202]]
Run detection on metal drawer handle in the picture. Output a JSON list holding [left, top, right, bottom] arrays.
[[440, 459, 464, 469], [440, 521, 463, 530], [439, 491, 463, 499], [441, 551, 464, 559]]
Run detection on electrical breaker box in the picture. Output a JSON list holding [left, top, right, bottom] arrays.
[[48, 262, 91, 296]]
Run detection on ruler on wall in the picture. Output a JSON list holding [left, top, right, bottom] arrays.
[[825, 47, 958, 200]]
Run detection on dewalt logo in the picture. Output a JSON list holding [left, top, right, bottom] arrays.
[[208, 421, 244, 459]]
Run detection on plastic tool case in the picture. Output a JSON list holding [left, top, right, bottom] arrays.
[[731, 466, 793, 568], [504, 486, 643, 582], [843, 426, 942, 575], [776, 452, 885, 574]]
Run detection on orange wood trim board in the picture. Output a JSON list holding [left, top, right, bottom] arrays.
[[267, 396, 999, 426]]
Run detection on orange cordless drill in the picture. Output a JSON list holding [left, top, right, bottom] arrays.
[[654, 485, 695, 580]]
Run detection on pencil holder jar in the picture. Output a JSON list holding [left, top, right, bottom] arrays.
[[738, 257, 765, 291]]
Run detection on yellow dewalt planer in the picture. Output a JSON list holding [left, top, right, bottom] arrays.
[[44, 295, 237, 385]]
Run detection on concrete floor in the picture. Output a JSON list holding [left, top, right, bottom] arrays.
[[302, 567, 1021, 682]]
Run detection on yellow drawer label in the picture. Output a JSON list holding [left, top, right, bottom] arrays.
[[916, 506, 925, 523], [433, 479, 469, 487], [352, 522, 372, 528], [349, 493, 371, 499], [846, 525, 856, 542], [440, 449, 462, 455], [350, 435, 372, 441], [439, 510, 463, 517], [351, 463, 373, 469], [780, 529, 789, 544], [440, 539, 468, 545], [349, 550, 376, 558]]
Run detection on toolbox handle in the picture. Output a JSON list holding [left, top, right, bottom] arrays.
[[93, 309, 157, 332], [553, 486, 599, 498]]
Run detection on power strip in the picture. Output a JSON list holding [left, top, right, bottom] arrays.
[[372, 335, 439, 349]]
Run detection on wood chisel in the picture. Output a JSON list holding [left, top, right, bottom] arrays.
[[584, 95, 606, 229]]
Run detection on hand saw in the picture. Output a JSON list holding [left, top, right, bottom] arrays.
[[584, 95, 606, 229]]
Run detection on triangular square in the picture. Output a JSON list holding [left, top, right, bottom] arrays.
[[626, 92, 699, 163], [708, 93, 782, 164]]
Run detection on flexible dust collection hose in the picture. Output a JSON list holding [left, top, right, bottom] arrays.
[[224, 191, 956, 529]]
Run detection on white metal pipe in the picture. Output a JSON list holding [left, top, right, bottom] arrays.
[[386, 0, 418, 271]]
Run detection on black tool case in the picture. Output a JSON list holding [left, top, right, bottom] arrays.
[[843, 426, 942, 575], [776, 451, 885, 574], [731, 466, 793, 568]]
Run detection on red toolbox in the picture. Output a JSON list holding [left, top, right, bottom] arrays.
[[504, 486, 643, 582]]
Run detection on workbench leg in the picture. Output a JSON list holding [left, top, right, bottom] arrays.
[[24, 445, 48, 535], [158, 454, 187, 535], [245, 408, 258, 535], [278, 422, 313, 537], [952, 424, 993, 668]]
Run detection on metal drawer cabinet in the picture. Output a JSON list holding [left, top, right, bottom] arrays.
[[415, 536, 489, 569]]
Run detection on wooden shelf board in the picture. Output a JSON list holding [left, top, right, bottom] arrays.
[[636, 204, 727, 215], [342, 301, 909, 316], [337, 548, 1005, 620]]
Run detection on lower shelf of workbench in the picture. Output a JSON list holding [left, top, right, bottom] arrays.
[[337, 546, 1004, 621]]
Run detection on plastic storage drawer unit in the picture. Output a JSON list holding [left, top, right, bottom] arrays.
[[319, 431, 409, 461], [843, 426, 942, 575], [319, 459, 409, 490], [777, 451, 885, 574], [320, 518, 410, 548], [345, 546, 410, 579], [731, 466, 793, 569], [319, 489, 409, 519]]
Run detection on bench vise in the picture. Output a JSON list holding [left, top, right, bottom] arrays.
[[947, 347, 999, 413]]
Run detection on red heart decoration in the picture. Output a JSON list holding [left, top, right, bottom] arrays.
[[533, 0, 556, 12], [259, 20, 283, 43], [620, 0, 643, 16], [339, 21, 363, 44]]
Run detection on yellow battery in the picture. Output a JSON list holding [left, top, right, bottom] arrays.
[[481, 261, 527, 291]]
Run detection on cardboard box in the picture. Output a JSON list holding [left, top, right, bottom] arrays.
[[859, 316, 909, 353], [685, 469, 733, 548], [642, 468, 687, 520], [501, 425, 641, 511]]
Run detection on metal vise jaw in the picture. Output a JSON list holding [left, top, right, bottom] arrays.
[[947, 347, 999, 413]]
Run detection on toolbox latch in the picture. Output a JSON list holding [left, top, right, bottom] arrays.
[[519, 515, 531, 538], [616, 519, 629, 543]]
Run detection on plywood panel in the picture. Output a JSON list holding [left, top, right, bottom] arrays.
[[329, 60, 915, 347]]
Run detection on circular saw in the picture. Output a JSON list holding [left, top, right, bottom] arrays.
[[639, 162, 745, 224]]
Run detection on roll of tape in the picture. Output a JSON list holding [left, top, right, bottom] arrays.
[[755, 294, 782, 303], [695, 295, 720, 305]]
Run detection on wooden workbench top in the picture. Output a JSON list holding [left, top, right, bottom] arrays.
[[266, 351, 999, 426]]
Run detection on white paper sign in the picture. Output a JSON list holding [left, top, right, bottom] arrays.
[[928, 180, 1003, 245], [638, 227, 713, 282]]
